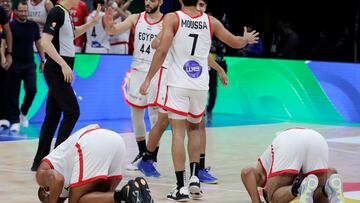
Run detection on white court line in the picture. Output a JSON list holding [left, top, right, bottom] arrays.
[[329, 147, 360, 155]]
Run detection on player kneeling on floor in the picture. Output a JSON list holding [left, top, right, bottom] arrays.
[[241, 128, 344, 203], [35, 124, 154, 203]]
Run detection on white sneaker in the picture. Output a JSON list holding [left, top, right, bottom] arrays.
[[20, 114, 29, 128], [325, 174, 344, 203], [167, 186, 190, 202], [0, 119, 10, 128], [189, 176, 203, 199], [299, 174, 319, 203], [10, 123, 20, 132]]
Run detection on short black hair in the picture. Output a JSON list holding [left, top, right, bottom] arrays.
[[17, 0, 27, 8], [93, 0, 104, 10], [183, 0, 197, 6]]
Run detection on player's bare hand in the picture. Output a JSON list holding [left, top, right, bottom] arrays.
[[140, 79, 150, 95], [92, 4, 102, 24], [219, 70, 229, 86], [61, 64, 74, 83], [243, 26, 259, 44], [104, 7, 114, 28], [3, 54, 12, 69]]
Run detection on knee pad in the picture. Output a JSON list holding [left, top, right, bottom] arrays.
[[131, 107, 146, 138], [148, 106, 158, 128]]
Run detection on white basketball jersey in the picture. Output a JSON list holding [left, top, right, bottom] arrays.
[[131, 12, 163, 72], [85, 11, 110, 53], [28, 0, 48, 32], [167, 11, 211, 90]]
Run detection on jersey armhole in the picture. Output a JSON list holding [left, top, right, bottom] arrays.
[[174, 12, 180, 36], [207, 14, 212, 40], [133, 13, 141, 30]]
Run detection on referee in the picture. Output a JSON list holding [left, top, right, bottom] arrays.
[[31, 0, 101, 171]]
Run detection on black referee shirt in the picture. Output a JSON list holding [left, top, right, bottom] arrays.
[[43, 4, 75, 58]]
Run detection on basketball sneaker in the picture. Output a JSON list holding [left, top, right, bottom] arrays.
[[167, 186, 190, 202], [10, 123, 20, 133], [0, 119, 10, 129], [198, 167, 218, 184], [114, 179, 144, 203], [137, 159, 161, 177], [325, 174, 344, 203], [189, 176, 203, 200], [299, 174, 319, 203], [135, 177, 154, 203], [126, 152, 144, 171]]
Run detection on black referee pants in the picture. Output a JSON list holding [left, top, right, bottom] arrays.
[[0, 68, 9, 122], [33, 58, 80, 164], [8, 61, 37, 124]]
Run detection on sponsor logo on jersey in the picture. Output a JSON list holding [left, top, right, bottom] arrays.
[[183, 60, 203, 78], [50, 22, 57, 30]]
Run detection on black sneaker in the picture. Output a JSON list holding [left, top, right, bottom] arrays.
[[167, 186, 190, 202], [127, 152, 144, 171], [135, 177, 154, 203], [115, 179, 143, 203]]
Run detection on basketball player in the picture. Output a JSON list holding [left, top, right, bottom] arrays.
[[36, 124, 154, 203], [85, 0, 111, 54], [137, 0, 222, 183], [70, 0, 89, 53], [139, 0, 258, 200], [28, 0, 53, 33], [109, 0, 132, 54], [104, 0, 164, 171], [241, 128, 344, 203]]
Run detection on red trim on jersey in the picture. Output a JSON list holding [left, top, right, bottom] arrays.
[[163, 86, 169, 107], [42, 158, 54, 169], [180, 10, 203, 19], [269, 169, 299, 178], [134, 13, 142, 30], [69, 175, 123, 188], [189, 110, 205, 118], [110, 41, 129, 46], [79, 128, 101, 139], [164, 105, 188, 117], [269, 144, 274, 175], [258, 158, 267, 188], [121, 71, 148, 109], [284, 127, 306, 131], [174, 12, 180, 36], [207, 14, 212, 40], [154, 67, 164, 104], [75, 143, 84, 182], [303, 169, 329, 176], [144, 13, 164, 25]]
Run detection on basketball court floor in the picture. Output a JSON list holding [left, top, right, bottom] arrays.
[[1, 114, 359, 202]]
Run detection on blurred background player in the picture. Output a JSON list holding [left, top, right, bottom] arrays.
[[27, 0, 53, 34], [108, 0, 132, 54], [85, 0, 110, 54], [104, 0, 164, 171], [70, 0, 89, 53]]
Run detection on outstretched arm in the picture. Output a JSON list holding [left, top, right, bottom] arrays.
[[104, 7, 137, 35], [211, 16, 259, 49], [74, 4, 101, 38]]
